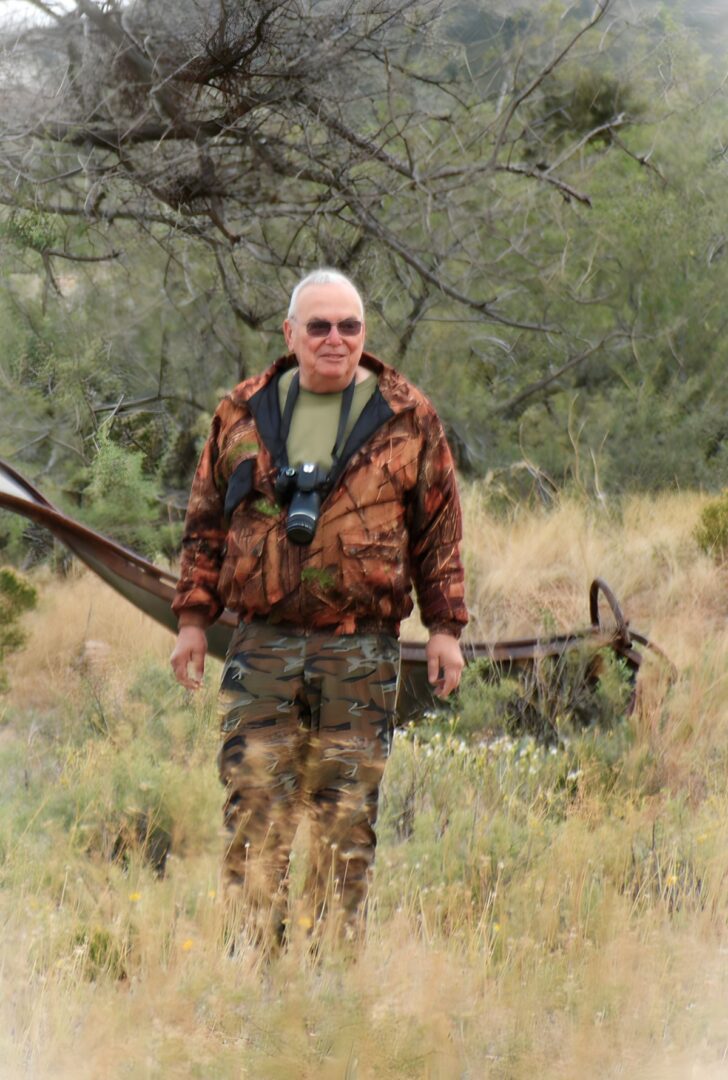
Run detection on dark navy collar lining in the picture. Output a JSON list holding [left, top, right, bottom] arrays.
[[247, 370, 395, 489]]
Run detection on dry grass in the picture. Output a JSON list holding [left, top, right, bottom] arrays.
[[458, 487, 726, 650], [5, 565, 183, 710], [1, 490, 728, 1078]]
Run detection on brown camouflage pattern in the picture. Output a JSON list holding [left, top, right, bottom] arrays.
[[217, 621, 399, 942], [172, 353, 468, 638]]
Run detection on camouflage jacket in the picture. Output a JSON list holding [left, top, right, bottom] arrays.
[[172, 353, 468, 638]]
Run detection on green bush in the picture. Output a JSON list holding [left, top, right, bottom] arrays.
[[0, 567, 37, 691], [695, 490, 728, 563], [0, 209, 60, 252], [454, 646, 634, 745], [80, 419, 181, 558]]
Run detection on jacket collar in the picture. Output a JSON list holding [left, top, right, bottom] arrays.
[[229, 352, 418, 416], [231, 352, 416, 487]]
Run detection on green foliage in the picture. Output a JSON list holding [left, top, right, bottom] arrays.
[[453, 647, 634, 745], [0, 659, 219, 901], [72, 924, 129, 982], [0, 210, 60, 252], [694, 490, 728, 563], [84, 419, 159, 514], [79, 420, 180, 557], [378, 716, 714, 959], [538, 69, 645, 142], [0, 567, 37, 691], [0, 513, 29, 566]]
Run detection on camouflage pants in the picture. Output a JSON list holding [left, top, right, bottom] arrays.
[[217, 620, 399, 944]]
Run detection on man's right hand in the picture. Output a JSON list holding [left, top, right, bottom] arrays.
[[170, 619, 208, 690]]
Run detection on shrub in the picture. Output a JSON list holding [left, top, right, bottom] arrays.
[[0, 566, 37, 691], [455, 646, 634, 745], [694, 490, 728, 563], [80, 419, 181, 557]]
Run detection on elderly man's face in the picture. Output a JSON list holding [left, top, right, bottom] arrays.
[[283, 282, 365, 393]]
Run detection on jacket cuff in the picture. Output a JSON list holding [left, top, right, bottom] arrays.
[[425, 622, 465, 641], [176, 608, 213, 630], [171, 588, 223, 628]]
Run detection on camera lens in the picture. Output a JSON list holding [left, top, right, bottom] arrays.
[[286, 489, 321, 544]]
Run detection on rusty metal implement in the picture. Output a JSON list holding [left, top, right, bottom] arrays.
[[0, 459, 672, 719]]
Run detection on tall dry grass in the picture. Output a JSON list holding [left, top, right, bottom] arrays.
[[1, 490, 727, 1078]]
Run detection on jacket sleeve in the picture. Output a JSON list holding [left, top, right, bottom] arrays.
[[408, 407, 468, 639], [171, 411, 228, 627]]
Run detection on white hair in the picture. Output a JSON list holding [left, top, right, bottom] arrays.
[[287, 268, 364, 319]]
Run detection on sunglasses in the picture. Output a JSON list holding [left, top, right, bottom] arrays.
[[304, 318, 363, 338]]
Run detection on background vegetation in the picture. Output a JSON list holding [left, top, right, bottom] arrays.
[[1, 2, 728, 1076], [0, 0, 727, 561]]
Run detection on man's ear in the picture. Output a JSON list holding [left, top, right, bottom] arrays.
[[283, 319, 294, 352]]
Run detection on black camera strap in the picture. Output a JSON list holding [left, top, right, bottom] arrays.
[[278, 369, 357, 478], [278, 370, 301, 461], [331, 376, 358, 467]]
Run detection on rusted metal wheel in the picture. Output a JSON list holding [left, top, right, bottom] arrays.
[[589, 577, 631, 649]]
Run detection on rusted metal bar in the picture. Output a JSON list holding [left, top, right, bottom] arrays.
[[0, 458, 673, 722]]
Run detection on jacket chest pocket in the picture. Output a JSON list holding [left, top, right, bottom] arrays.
[[219, 512, 275, 596], [338, 529, 407, 598]]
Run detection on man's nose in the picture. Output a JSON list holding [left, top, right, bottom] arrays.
[[324, 323, 343, 344]]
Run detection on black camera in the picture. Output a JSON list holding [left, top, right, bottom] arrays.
[[274, 463, 328, 545]]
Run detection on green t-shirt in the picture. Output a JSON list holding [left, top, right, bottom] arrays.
[[278, 368, 377, 470]]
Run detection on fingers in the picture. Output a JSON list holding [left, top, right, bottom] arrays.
[[170, 636, 207, 691], [426, 635, 465, 699], [171, 653, 201, 690], [186, 655, 205, 691], [437, 663, 461, 699], [432, 660, 463, 699]]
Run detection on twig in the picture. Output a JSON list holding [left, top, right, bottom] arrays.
[[490, 334, 624, 416], [44, 248, 123, 263], [490, 1, 612, 166]]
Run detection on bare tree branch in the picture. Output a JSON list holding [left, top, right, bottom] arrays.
[[427, 161, 592, 206], [609, 130, 667, 184], [490, 335, 625, 417], [93, 392, 207, 414], [489, 1, 613, 165], [45, 247, 122, 263], [14, 0, 63, 22], [344, 199, 557, 332]]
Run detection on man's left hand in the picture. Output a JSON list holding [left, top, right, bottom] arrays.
[[425, 633, 465, 699]]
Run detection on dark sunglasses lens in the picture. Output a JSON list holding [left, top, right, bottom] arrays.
[[305, 319, 362, 337], [306, 320, 332, 337]]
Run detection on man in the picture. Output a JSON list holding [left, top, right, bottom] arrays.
[[171, 269, 467, 947]]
